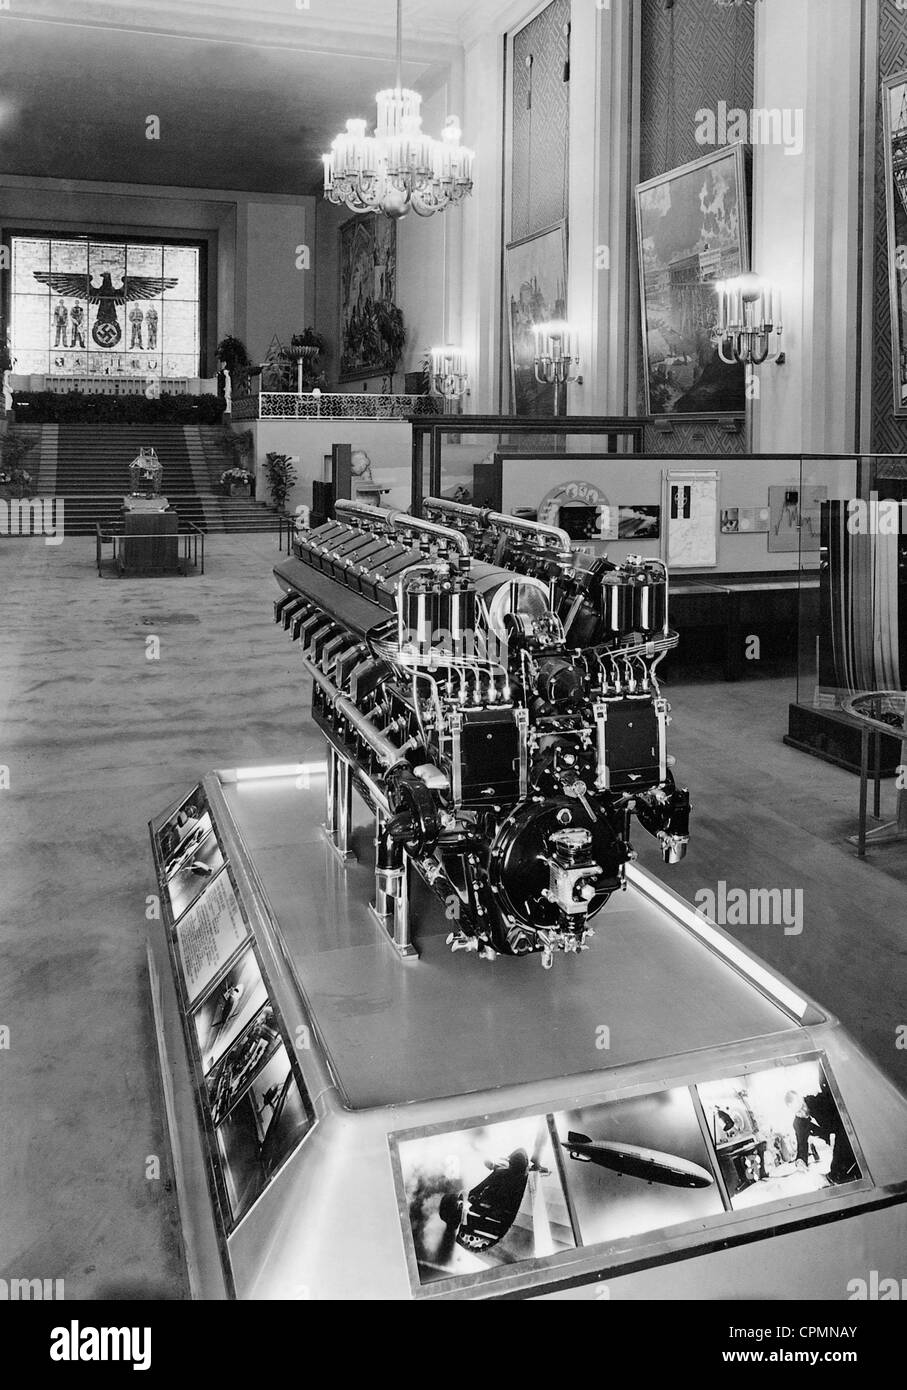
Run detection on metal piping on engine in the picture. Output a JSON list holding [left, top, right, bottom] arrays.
[[424, 497, 571, 556], [302, 654, 407, 770], [335, 498, 470, 558]]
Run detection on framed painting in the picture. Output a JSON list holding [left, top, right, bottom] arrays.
[[883, 72, 907, 415], [504, 220, 568, 417], [339, 213, 397, 382], [635, 145, 749, 417]]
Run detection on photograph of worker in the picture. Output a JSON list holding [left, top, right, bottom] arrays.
[[552, 1088, 722, 1248], [214, 1043, 311, 1226], [398, 1115, 575, 1286], [697, 1058, 863, 1210], [192, 946, 268, 1075]]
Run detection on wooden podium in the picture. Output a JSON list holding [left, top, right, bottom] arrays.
[[119, 498, 180, 576]]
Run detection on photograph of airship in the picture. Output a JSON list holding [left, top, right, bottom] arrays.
[[562, 1132, 715, 1189], [553, 1090, 725, 1245]]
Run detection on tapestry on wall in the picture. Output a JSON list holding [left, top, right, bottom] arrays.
[[883, 72, 907, 417], [635, 145, 748, 417], [339, 214, 397, 381], [505, 220, 567, 417]]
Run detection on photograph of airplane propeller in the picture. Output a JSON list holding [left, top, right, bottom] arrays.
[[562, 1132, 715, 1189], [398, 1116, 575, 1285], [440, 1148, 551, 1254]]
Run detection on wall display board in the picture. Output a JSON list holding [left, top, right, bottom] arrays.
[[389, 1052, 867, 1299], [768, 484, 826, 554], [494, 453, 856, 578], [663, 469, 719, 569], [7, 234, 201, 378], [149, 784, 314, 1288], [502, 450, 822, 569]]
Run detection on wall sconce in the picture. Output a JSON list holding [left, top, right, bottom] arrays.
[[533, 321, 580, 416], [430, 345, 469, 405], [714, 272, 784, 367]]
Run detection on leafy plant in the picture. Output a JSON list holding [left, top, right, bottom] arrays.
[[220, 467, 253, 487], [0, 433, 37, 471], [374, 303, 406, 369], [220, 426, 252, 462], [264, 452, 298, 513], [216, 335, 251, 375]]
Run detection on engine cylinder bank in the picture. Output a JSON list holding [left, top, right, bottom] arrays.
[[274, 498, 690, 964]]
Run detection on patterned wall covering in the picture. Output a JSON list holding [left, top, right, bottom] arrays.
[[636, 0, 754, 449], [642, 421, 747, 455], [639, 0, 755, 184], [511, 0, 571, 243], [872, 5, 907, 455]]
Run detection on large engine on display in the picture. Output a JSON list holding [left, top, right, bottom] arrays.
[[273, 498, 690, 968]]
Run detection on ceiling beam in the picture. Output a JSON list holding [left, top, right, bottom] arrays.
[[3, 0, 465, 66]]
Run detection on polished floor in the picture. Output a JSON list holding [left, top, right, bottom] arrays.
[[0, 535, 904, 1299]]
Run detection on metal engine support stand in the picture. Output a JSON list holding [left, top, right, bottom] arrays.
[[324, 745, 354, 863], [324, 746, 338, 838], [370, 809, 418, 961]]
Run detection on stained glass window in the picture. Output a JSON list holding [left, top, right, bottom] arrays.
[[9, 236, 201, 378]]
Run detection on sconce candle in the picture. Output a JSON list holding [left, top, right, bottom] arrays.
[[532, 320, 580, 416], [430, 345, 469, 402], [713, 273, 783, 367]]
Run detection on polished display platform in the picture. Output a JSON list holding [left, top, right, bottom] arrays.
[[148, 764, 907, 1301], [220, 773, 796, 1110]]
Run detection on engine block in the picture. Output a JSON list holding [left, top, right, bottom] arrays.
[[273, 498, 690, 967]]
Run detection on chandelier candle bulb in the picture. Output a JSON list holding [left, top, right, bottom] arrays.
[[713, 272, 783, 367], [323, 4, 474, 219]]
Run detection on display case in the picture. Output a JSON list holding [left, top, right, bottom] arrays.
[[428, 447, 859, 679], [785, 455, 906, 771], [147, 767, 907, 1300]]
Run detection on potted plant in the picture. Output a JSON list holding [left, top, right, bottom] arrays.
[[221, 467, 253, 498], [0, 467, 33, 498], [216, 335, 255, 397], [264, 452, 298, 513], [288, 329, 328, 392], [216, 335, 250, 375], [375, 303, 406, 391], [0, 433, 36, 490]]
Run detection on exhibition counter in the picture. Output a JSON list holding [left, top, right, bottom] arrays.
[[147, 766, 907, 1301]]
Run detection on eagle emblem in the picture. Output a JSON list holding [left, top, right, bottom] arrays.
[[33, 271, 178, 349]]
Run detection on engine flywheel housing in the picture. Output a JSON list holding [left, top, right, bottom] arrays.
[[487, 798, 623, 936]]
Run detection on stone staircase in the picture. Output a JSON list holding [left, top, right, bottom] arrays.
[[19, 424, 282, 536]]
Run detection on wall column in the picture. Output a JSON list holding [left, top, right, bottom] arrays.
[[752, 0, 863, 454]]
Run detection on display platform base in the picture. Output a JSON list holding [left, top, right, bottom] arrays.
[[147, 764, 907, 1301], [785, 703, 901, 776]]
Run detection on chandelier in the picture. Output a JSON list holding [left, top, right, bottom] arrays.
[[322, 0, 474, 220]]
